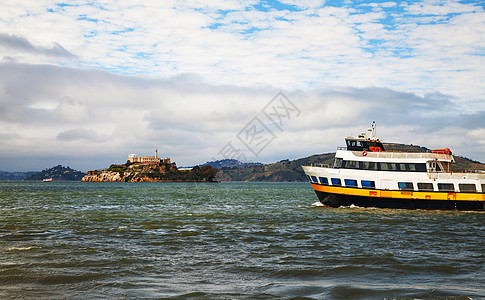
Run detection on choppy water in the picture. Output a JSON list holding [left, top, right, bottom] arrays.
[[0, 181, 484, 299]]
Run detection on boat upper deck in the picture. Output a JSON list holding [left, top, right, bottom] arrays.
[[337, 149, 454, 162]]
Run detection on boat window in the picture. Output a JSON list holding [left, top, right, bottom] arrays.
[[482, 184, 485, 193], [415, 164, 427, 172], [362, 162, 378, 170], [398, 182, 414, 191], [331, 178, 341, 186], [311, 176, 318, 183], [344, 179, 358, 187], [399, 163, 417, 172], [438, 183, 455, 192], [319, 177, 328, 185], [428, 161, 443, 172], [359, 162, 427, 172], [417, 183, 434, 191], [340, 161, 427, 172], [307, 175, 312, 182], [334, 158, 343, 168], [459, 183, 476, 192], [346, 161, 360, 169], [346, 139, 366, 151], [381, 163, 398, 171], [361, 180, 375, 188]]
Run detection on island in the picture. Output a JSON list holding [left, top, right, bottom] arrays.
[[82, 151, 218, 182], [24, 165, 86, 181]]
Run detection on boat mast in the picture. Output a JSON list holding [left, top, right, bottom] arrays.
[[368, 121, 376, 140]]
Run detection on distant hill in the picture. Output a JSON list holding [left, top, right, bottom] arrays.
[[24, 165, 86, 181], [202, 159, 263, 169], [0, 171, 37, 181], [215, 143, 485, 182], [383, 143, 431, 152], [215, 153, 335, 182]]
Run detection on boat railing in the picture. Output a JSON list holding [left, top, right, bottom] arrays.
[[429, 171, 485, 180], [352, 151, 454, 161], [462, 169, 485, 173], [306, 163, 330, 168]]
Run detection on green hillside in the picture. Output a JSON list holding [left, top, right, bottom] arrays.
[[0, 171, 37, 181], [24, 165, 86, 181], [216, 153, 335, 182], [215, 143, 485, 182]]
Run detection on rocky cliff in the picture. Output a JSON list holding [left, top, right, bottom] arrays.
[[82, 161, 218, 182]]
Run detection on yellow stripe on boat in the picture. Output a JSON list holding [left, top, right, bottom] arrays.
[[311, 183, 485, 202]]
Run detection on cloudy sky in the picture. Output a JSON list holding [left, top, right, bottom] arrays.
[[1, 0, 485, 172]]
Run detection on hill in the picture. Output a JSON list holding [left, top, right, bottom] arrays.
[[215, 153, 335, 182], [0, 171, 37, 181], [201, 159, 263, 169], [24, 165, 86, 181], [213, 143, 485, 182]]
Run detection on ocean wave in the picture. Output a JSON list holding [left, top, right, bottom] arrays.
[[5, 246, 38, 252]]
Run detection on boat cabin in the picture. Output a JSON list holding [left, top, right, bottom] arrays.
[[345, 138, 385, 152], [344, 121, 385, 152]]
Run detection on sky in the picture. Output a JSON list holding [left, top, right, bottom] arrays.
[[1, 0, 485, 172]]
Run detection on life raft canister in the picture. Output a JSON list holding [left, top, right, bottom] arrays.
[[432, 148, 452, 155]]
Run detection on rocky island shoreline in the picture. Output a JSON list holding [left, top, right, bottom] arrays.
[[82, 152, 218, 182]]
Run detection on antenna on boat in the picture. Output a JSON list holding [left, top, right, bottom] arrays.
[[368, 121, 377, 140]]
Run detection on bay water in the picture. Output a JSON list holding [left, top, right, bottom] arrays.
[[0, 181, 484, 299]]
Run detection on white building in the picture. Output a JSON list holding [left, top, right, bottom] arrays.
[[128, 149, 170, 164]]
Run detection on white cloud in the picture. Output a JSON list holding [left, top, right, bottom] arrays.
[[57, 128, 107, 142], [28, 99, 59, 111], [0, 62, 484, 172], [381, 2, 397, 8], [278, 0, 326, 9], [0, 33, 76, 59], [405, 0, 480, 15], [0, 0, 483, 99]]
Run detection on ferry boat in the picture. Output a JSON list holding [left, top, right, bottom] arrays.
[[302, 122, 485, 211]]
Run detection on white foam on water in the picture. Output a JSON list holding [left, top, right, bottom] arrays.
[[6, 246, 37, 252], [338, 204, 362, 209], [339, 204, 378, 210], [312, 201, 325, 207]]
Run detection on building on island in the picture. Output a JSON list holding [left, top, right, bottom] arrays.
[[128, 149, 171, 164]]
